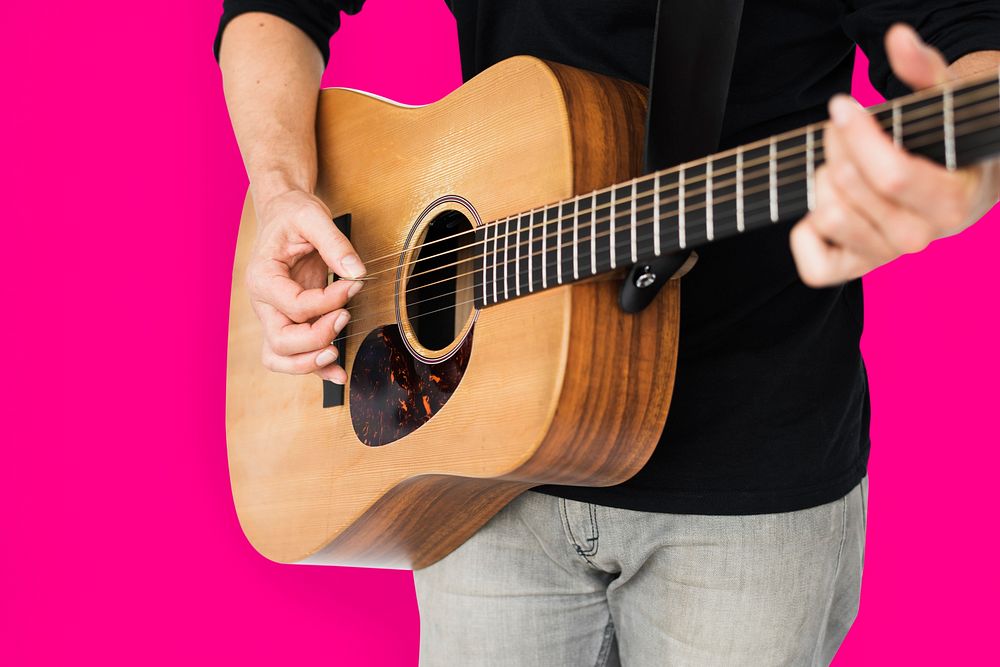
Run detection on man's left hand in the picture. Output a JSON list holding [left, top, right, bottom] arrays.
[[790, 23, 1000, 287]]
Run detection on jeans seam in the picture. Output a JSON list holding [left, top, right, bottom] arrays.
[[834, 494, 849, 582], [860, 476, 868, 532], [594, 614, 616, 667], [558, 498, 583, 555], [578, 503, 599, 557], [860, 477, 868, 569], [811, 495, 851, 665], [559, 499, 600, 565], [558, 497, 572, 543]]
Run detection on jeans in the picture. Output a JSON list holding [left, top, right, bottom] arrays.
[[413, 477, 868, 666]]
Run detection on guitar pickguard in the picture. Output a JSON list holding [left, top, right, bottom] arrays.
[[349, 324, 474, 446]]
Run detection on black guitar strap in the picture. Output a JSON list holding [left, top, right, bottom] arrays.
[[620, 0, 746, 312]]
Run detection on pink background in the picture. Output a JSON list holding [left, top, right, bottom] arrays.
[[4, 1, 997, 664]]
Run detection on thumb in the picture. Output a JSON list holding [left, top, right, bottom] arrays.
[[885, 23, 950, 91]]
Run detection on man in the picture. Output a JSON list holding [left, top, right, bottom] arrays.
[[215, 1, 999, 664]]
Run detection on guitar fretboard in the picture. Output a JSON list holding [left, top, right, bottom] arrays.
[[472, 71, 1000, 308]]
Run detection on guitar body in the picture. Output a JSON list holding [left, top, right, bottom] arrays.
[[226, 57, 680, 569]]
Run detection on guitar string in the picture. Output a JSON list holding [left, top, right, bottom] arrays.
[[327, 157, 922, 351], [337, 82, 999, 283], [323, 113, 1000, 337], [334, 102, 1000, 315], [325, 179, 822, 348], [341, 107, 1000, 321], [332, 86, 1000, 294], [334, 76, 998, 273], [331, 78, 999, 278], [377, 93, 1000, 294]]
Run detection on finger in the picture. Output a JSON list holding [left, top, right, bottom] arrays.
[[806, 166, 896, 262], [314, 362, 348, 384], [250, 260, 362, 323], [295, 205, 367, 280], [790, 216, 870, 287], [827, 95, 973, 229], [822, 124, 893, 223], [261, 341, 341, 376], [257, 303, 351, 356], [885, 24, 950, 91], [251, 297, 291, 345], [820, 128, 908, 258]]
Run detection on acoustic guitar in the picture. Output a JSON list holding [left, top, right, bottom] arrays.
[[226, 57, 1000, 569]]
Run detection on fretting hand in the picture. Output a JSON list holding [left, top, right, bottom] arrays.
[[790, 24, 1000, 287]]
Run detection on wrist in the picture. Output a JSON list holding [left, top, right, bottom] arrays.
[[249, 168, 315, 210]]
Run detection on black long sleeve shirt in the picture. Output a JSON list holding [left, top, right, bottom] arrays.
[[215, 0, 1000, 514]]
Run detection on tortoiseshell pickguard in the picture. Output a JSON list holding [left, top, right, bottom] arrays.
[[349, 325, 473, 446]]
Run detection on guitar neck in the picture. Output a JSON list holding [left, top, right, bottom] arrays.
[[473, 70, 1000, 308]]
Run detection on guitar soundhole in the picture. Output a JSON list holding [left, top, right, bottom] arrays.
[[349, 199, 480, 447], [401, 209, 477, 359]]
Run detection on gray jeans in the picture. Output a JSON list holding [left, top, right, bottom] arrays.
[[414, 477, 867, 666]]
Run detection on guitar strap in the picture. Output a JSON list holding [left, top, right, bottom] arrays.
[[620, 0, 746, 312]]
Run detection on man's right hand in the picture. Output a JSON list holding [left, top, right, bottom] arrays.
[[246, 189, 366, 384], [219, 13, 365, 382]]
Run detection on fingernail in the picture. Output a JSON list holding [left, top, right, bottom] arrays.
[[316, 348, 338, 366], [334, 310, 351, 332], [341, 254, 365, 278], [347, 280, 363, 298], [829, 95, 857, 127]]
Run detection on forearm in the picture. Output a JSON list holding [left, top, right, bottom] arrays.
[[948, 50, 1000, 78], [950, 50, 1000, 202], [218, 12, 325, 208]]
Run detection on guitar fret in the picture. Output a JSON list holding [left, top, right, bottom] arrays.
[[943, 86, 956, 171], [527, 209, 534, 292], [481, 224, 490, 305], [736, 148, 745, 232], [630, 179, 638, 263], [653, 173, 661, 256], [590, 191, 597, 274], [806, 127, 816, 211], [768, 137, 778, 223], [705, 160, 714, 241], [678, 166, 686, 250], [609, 196, 617, 269], [514, 214, 522, 296], [502, 217, 510, 300], [892, 100, 902, 147], [556, 203, 564, 284], [490, 222, 499, 304], [534, 209, 546, 291], [541, 207, 548, 289], [572, 198, 579, 280]]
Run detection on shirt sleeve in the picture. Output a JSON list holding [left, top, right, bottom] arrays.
[[213, 0, 366, 66], [842, 0, 1000, 98]]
